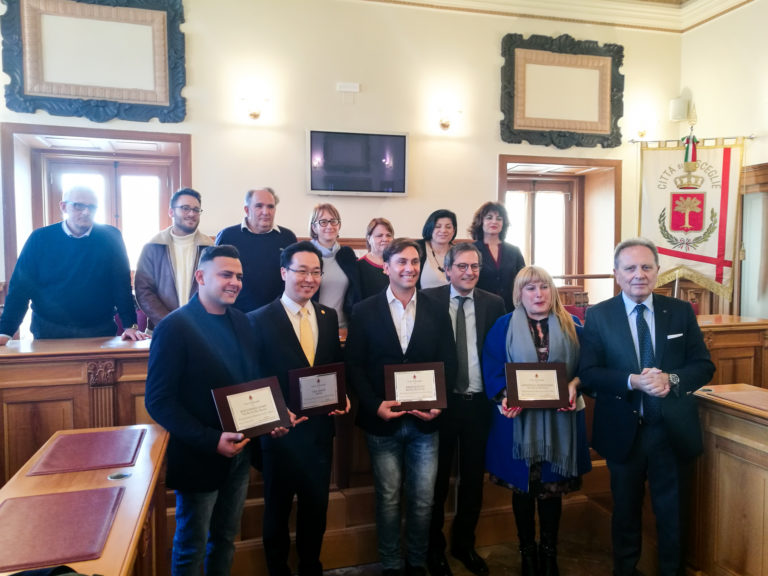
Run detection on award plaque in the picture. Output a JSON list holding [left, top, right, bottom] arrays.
[[288, 362, 347, 417], [505, 362, 569, 409], [384, 362, 447, 411], [211, 377, 291, 438]]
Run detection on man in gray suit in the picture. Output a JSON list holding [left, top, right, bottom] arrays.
[[579, 237, 715, 576], [423, 243, 506, 576]]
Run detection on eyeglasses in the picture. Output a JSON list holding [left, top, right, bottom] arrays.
[[287, 267, 323, 278], [453, 263, 481, 272], [174, 205, 203, 214], [315, 219, 340, 227], [65, 201, 98, 213]]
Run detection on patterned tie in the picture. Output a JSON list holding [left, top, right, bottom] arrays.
[[455, 296, 470, 393], [635, 303, 661, 422], [299, 307, 315, 366]]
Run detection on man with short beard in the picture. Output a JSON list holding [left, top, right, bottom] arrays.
[[135, 187, 214, 330]]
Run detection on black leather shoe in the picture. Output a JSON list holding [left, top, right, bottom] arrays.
[[427, 551, 453, 576], [450, 548, 489, 576], [405, 563, 427, 576]]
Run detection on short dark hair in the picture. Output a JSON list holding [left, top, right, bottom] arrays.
[[280, 241, 323, 271], [170, 188, 201, 209], [614, 237, 660, 269], [444, 242, 482, 270], [468, 202, 509, 241], [199, 245, 240, 268], [383, 238, 422, 263], [421, 209, 457, 242]]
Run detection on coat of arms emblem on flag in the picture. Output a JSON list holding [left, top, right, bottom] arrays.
[[639, 137, 743, 300]]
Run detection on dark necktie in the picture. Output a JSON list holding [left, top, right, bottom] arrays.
[[455, 296, 470, 393], [635, 303, 661, 422]]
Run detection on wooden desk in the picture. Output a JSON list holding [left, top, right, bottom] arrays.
[[688, 384, 768, 576], [696, 315, 768, 388], [0, 424, 168, 576], [0, 337, 151, 482]]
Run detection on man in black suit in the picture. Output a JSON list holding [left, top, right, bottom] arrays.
[[145, 245, 287, 576], [422, 243, 505, 576], [248, 241, 348, 576], [579, 237, 715, 576], [346, 238, 457, 576]]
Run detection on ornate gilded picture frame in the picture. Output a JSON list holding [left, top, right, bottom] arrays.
[[500, 34, 624, 149], [1, 0, 186, 123]]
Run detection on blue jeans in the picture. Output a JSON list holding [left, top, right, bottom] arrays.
[[171, 449, 251, 576], [366, 420, 439, 570]]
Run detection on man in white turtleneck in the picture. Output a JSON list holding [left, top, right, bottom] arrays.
[[135, 188, 214, 330]]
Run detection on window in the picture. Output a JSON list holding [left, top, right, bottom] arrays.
[[504, 179, 578, 283]]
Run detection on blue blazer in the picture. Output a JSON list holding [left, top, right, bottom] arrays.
[[145, 295, 257, 491], [579, 293, 715, 462], [482, 313, 591, 490]]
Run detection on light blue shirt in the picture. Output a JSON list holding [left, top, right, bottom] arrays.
[[449, 286, 483, 393], [622, 292, 656, 390]]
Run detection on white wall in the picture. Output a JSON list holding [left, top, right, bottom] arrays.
[[681, 0, 768, 166]]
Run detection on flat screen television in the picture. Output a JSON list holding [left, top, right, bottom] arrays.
[[308, 130, 407, 196]]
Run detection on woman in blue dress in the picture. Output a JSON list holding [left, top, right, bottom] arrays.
[[482, 266, 591, 576]]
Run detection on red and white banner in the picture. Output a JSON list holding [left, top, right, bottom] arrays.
[[639, 140, 743, 300]]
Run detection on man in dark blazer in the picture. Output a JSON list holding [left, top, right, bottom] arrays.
[[248, 241, 347, 576], [579, 238, 715, 576], [145, 245, 283, 576], [346, 238, 458, 576], [422, 243, 505, 576]]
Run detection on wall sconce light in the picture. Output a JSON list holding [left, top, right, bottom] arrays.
[[438, 107, 461, 130], [242, 96, 268, 120]]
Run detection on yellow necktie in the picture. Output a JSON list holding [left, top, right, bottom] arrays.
[[299, 307, 315, 366]]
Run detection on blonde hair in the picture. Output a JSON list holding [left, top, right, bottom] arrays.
[[512, 266, 578, 345], [308, 203, 341, 240]]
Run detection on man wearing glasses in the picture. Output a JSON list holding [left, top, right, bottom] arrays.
[[422, 243, 506, 576], [135, 187, 214, 330], [0, 186, 145, 344], [248, 241, 348, 576], [216, 187, 297, 312]]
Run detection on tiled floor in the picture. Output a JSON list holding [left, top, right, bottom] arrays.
[[327, 536, 614, 576]]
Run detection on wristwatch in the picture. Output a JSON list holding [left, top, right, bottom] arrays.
[[129, 324, 139, 330], [668, 373, 680, 395]]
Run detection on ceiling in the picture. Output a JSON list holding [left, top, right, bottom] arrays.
[[364, 0, 752, 32]]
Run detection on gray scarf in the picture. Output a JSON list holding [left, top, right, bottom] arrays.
[[505, 307, 580, 478]]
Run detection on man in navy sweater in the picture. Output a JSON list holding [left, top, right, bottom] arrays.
[[0, 186, 146, 344], [215, 187, 297, 312]]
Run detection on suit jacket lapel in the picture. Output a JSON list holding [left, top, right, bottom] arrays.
[[377, 292, 404, 356], [652, 294, 670, 366], [270, 300, 309, 367], [612, 294, 640, 373], [473, 290, 486, 358]]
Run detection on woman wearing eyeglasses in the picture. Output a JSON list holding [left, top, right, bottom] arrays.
[[469, 202, 525, 311], [308, 203, 361, 329], [416, 209, 457, 289]]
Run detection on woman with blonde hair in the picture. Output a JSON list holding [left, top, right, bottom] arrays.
[[308, 203, 360, 328], [482, 266, 590, 576]]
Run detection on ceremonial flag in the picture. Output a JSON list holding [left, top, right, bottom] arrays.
[[639, 139, 743, 300]]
